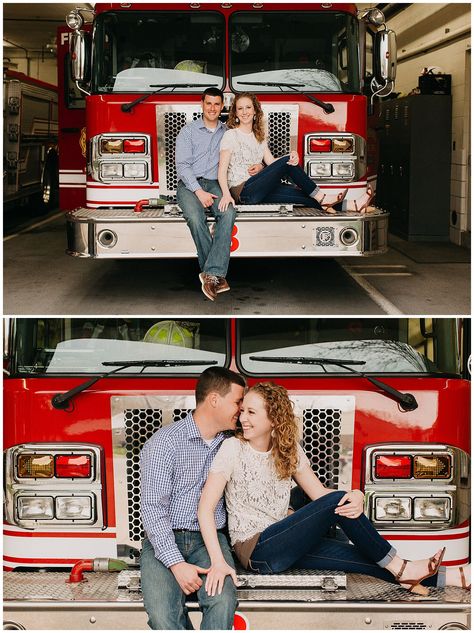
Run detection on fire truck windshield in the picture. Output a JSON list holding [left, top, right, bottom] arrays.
[[239, 318, 462, 376], [230, 11, 360, 93], [93, 11, 225, 93], [12, 319, 227, 375]]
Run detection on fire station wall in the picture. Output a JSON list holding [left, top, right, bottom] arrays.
[[384, 3, 471, 247], [4, 54, 57, 86]]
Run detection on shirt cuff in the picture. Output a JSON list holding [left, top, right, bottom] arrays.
[[160, 548, 186, 568]]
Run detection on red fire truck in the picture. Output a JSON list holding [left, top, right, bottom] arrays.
[[59, 3, 396, 259], [3, 70, 59, 212], [3, 318, 470, 629]]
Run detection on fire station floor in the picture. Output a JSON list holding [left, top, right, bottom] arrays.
[[3, 211, 470, 315]]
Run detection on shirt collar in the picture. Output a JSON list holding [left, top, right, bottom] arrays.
[[185, 411, 226, 445], [195, 116, 224, 132]]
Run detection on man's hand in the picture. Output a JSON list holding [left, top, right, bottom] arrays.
[[195, 188, 218, 208], [170, 561, 209, 595], [248, 163, 264, 176], [334, 489, 365, 519], [205, 559, 238, 597]]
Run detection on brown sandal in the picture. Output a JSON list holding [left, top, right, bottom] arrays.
[[459, 566, 470, 590], [395, 547, 446, 596], [318, 188, 348, 214], [353, 186, 375, 214]]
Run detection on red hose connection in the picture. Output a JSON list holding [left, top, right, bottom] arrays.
[[134, 199, 148, 213], [67, 559, 93, 583]]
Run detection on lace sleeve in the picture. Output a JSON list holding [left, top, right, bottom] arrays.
[[209, 437, 238, 481], [296, 443, 311, 472]]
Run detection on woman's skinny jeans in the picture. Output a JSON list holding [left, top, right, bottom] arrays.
[[239, 155, 323, 207], [248, 490, 439, 587]]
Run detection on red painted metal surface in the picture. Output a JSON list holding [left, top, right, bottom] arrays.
[[3, 374, 470, 521], [57, 2, 367, 212], [3, 316, 471, 569]]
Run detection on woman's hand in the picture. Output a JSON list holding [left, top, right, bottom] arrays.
[[334, 489, 365, 519], [205, 559, 238, 597], [287, 151, 299, 166], [218, 193, 235, 212], [248, 163, 264, 176]]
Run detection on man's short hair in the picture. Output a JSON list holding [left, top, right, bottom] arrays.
[[201, 87, 224, 102], [196, 366, 246, 404]]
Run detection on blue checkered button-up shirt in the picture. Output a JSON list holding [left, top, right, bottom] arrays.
[[140, 411, 228, 568], [175, 117, 227, 193]]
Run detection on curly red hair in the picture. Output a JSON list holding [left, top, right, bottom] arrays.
[[236, 382, 299, 480]]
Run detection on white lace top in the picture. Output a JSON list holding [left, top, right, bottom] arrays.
[[209, 437, 310, 545], [220, 128, 268, 188]]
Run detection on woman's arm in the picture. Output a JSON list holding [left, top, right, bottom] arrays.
[[198, 471, 238, 595], [263, 145, 276, 165], [293, 465, 364, 517], [292, 465, 334, 501], [217, 149, 235, 211]]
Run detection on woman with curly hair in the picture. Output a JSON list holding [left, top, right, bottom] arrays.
[[197, 382, 469, 599], [217, 93, 374, 214]]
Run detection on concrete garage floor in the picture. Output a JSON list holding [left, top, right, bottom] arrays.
[[3, 213, 470, 315]]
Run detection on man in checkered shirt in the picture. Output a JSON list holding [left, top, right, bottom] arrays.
[[140, 366, 246, 629]]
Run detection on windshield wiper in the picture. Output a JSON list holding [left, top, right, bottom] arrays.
[[51, 359, 217, 410], [122, 83, 216, 113], [249, 356, 418, 411], [236, 81, 335, 114]]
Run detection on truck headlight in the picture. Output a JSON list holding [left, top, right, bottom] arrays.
[[100, 163, 123, 178], [123, 163, 147, 178], [414, 497, 451, 521], [375, 496, 411, 520], [56, 496, 92, 519], [332, 162, 354, 178], [17, 496, 54, 520], [309, 162, 332, 177]]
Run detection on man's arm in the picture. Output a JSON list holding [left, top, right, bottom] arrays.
[[140, 437, 184, 567], [140, 437, 209, 595], [175, 125, 201, 193]]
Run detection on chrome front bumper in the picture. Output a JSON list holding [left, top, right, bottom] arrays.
[[65, 206, 389, 259]]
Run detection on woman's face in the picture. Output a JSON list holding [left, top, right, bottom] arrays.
[[240, 390, 273, 443], [235, 97, 255, 124]]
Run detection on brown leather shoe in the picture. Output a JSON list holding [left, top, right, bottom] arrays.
[[216, 277, 230, 293], [199, 272, 218, 301]]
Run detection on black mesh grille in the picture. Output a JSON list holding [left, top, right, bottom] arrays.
[[164, 112, 187, 192], [267, 111, 291, 158], [302, 409, 342, 488], [125, 408, 193, 542]]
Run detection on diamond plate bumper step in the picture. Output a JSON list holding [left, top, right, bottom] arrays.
[[4, 570, 469, 605]]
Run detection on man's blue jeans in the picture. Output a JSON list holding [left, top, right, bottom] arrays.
[[140, 532, 237, 630], [239, 155, 322, 207], [177, 179, 236, 278], [249, 490, 439, 587]]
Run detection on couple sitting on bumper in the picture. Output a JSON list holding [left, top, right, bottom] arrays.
[[175, 87, 375, 301], [140, 367, 468, 630]]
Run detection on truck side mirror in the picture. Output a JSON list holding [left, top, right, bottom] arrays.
[[70, 30, 91, 83], [374, 29, 397, 84]]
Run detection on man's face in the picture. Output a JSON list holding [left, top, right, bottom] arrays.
[[201, 95, 224, 125], [215, 382, 245, 431]]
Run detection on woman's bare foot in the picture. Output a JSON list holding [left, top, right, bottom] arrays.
[[445, 564, 471, 589]]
